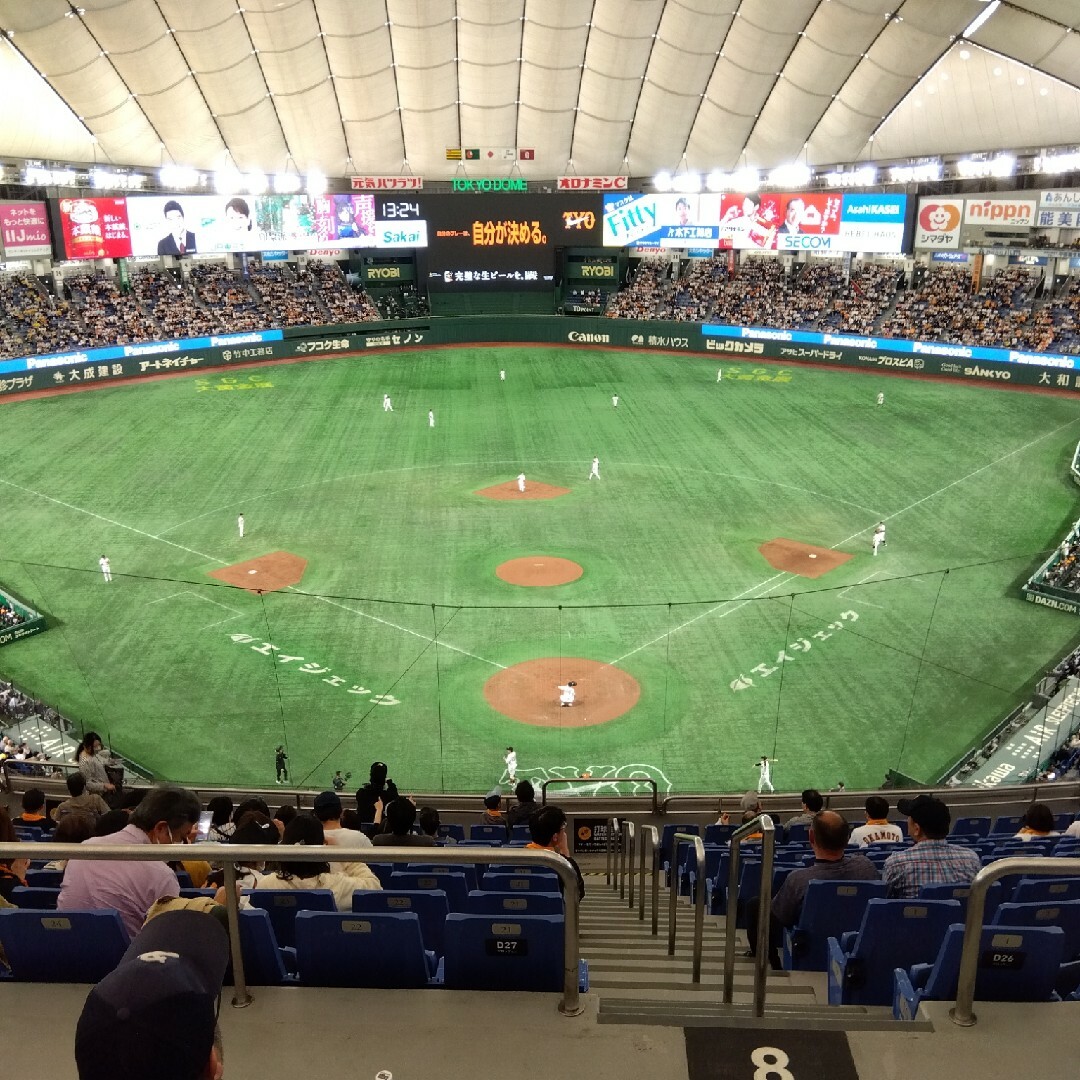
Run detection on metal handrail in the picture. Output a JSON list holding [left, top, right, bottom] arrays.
[[540, 777, 658, 813], [637, 824, 659, 934], [0, 840, 585, 1016], [667, 832, 707, 983], [606, 816, 619, 888], [722, 813, 776, 1016], [951, 854, 1080, 1027], [620, 820, 635, 906]]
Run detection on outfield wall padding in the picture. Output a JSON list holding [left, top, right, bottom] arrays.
[[2, 315, 1080, 399]]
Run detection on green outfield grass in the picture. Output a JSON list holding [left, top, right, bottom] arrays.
[[2, 346, 1080, 795]]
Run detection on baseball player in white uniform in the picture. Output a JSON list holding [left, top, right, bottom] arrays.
[[872, 522, 886, 556], [517, 473, 526, 493], [428, 410, 435, 428], [99, 555, 112, 583], [611, 394, 619, 408], [382, 394, 393, 412], [717, 368, 723, 382], [499, 369, 506, 381], [588, 456, 600, 480], [237, 513, 245, 538], [755, 756, 776, 794], [876, 392, 884, 407], [504, 746, 517, 783], [558, 681, 577, 707]]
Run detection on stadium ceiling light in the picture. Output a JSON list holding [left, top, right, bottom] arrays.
[[705, 169, 728, 192], [245, 170, 269, 194], [729, 166, 760, 191], [159, 164, 200, 189], [306, 168, 327, 196], [653, 170, 674, 192], [672, 171, 702, 193], [962, 0, 1000, 38], [273, 171, 301, 193], [214, 165, 243, 195], [767, 161, 811, 188]]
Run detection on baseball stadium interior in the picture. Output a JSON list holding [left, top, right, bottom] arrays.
[[6, 1, 1080, 1077]]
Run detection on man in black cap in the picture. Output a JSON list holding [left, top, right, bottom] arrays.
[[882, 794, 982, 898], [75, 909, 228, 1080]]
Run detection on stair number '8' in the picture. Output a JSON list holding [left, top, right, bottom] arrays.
[[752, 1047, 794, 1080]]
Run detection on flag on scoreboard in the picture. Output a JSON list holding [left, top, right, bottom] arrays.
[[519, 148, 535, 160], [445, 148, 462, 161], [464, 149, 481, 160]]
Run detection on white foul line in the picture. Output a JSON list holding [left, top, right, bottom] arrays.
[[610, 414, 1080, 666]]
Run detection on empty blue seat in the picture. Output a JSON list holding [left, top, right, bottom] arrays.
[[407, 862, 479, 891], [352, 889, 449, 956], [704, 824, 735, 846], [294, 911, 438, 987], [246, 889, 336, 948], [235, 907, 296, 986], [894, 923, 1065, 1019], [784, 823, 810, 845], [180, 888, 217, 899], [1054, 814, 1075, 833], [463, 891, 564, 916], [990, 815, 1023, 835], [366, 863, 395, 886], [1009, 876, 1080, 905], [12, 826, 42, 842], [9, 887, 60, 910], [827, 898, 961, 1006], [389, 871, 470, 911], [993, 899, 1080, 961], [782, 879, 889, 972], [918, 881, 1003, 922], [437, 824, 466, 843], [951, 816, 991, 839], [660, 823, 700, 885], [0, 909, 128, 982], [443, 913, 587, 992], [481, 871, 560, 893], [684, 847, 727, 901], [510, 826, 532, 843], [24, 869, 63, 889], [469, 825, 507, 843]]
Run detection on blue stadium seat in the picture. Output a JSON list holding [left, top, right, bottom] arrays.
[[1011, 877, 1080, 906], [827, 898, 961, 1006], [893, 923, 1065, 1019], [9, 887, 60, 910], [352, 889, 450, 956], [12, 826, 42, 842], [389, 871, 470, 911], [407, 862, 479, 891], [174, 870, 194, 889], [24, 868, 63, 889], [180, 888, 217, 899], [443, 913, 587, 993], [784, 823, 810, 845], [510, 825, 532, 843], [234, 907, 296, 985], [481, 871, 560, 893], [246, 889, 336, 948], [469, 825, 507, 843], [990, 815, 1023, 835], [704, 824, 736, 846], [294, 911, 439, 988], [951, 816, 992, 839], [993, 899, 1080, 961], [463, 891, 564, 916], [918, 881, 1003, 922], [437, 824, 466, 843], [1054, 814, 1075, 833], [660, 823, 700, 884], [782, 880, 888, 972], [684, 847, 727, 901], [366, 863, 395, 886], [0, 909, 128, 982]]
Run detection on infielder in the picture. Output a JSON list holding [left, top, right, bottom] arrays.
[[872, 522, 886, 556], [382, 394, 393, 412], [588, 456, 600, 480], [237, 513, 245, 538], [428, 410, 435, 428], [876, 392, 884, 407], [99, 555, 112, 583], [517, 472, 526, 493], [504, 746, 517, 783], [612, 394, 619, 408], [755, 755, 777, 794], [558, 681, 577, 707]]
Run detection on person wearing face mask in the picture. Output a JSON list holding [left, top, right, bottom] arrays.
[[58, 785, 202, 939]]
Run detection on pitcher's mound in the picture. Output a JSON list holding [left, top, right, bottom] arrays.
[[759, 539, 852, 578], [484, 657, 640, 727], [209, 552, 307, 594], [496, 557, 584, 587], [476, 480, 571, 501]]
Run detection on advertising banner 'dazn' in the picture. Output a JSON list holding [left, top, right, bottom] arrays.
[[0, 201, 52, 258], [601, 192, 906, 252]]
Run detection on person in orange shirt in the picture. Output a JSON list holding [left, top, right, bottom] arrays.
[[11, 787, 53, 833], [525, 805, 585, 900]]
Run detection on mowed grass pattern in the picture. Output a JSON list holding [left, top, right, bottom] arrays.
[[1, 346, 1079, 793]]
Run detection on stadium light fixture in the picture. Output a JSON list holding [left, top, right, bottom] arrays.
[[653, 170, 674, 192], [672, 171, 702, 193], [245, 170, 269, 194], [962, 0, 1000, 38], [273, 171, 302, 193], [767, 161, 811, 188], [1034, 150, 1080, 174], [306, 168, 327, 196], [956, 153, 1015, 178], [705, 169, 728, 192], [160, 165, 200, 189], [214, 165, 243, 195], [729, 167, 760, 192]]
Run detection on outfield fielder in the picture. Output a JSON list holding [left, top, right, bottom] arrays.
[[428, 410, 435, 428], [517, 472, 526, 493], [612, 394, 619, 408], [382, 394, 393, 412], [99, 555, 112, 583], [876, 391, 884, 407], [755, 755, 777, 793], [500, 369, 506, 381], [237, 513, 244, 538], [588, 456, 600, 480], [717, 368, 723, 382], [872, 522, 886, 556]]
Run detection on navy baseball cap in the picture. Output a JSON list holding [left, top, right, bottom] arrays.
[[75, 910, 229, 1080]]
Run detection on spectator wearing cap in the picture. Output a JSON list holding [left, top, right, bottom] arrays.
[[59, 785, 202, 939], [848, 796, 904, 847], [254, 813, 381, 909], [506, 780, 540, 830], [372, 798, 437, 847], [481, 789, 507, 836], [52, 772, 110, 823], [785, 789, 824, 829], [313, 789, 373, 849], [356, 760, 399, 808], [74, 909, 228, 1080], [882, 795, 982, 899], [1013, 802, 1060, 841]]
